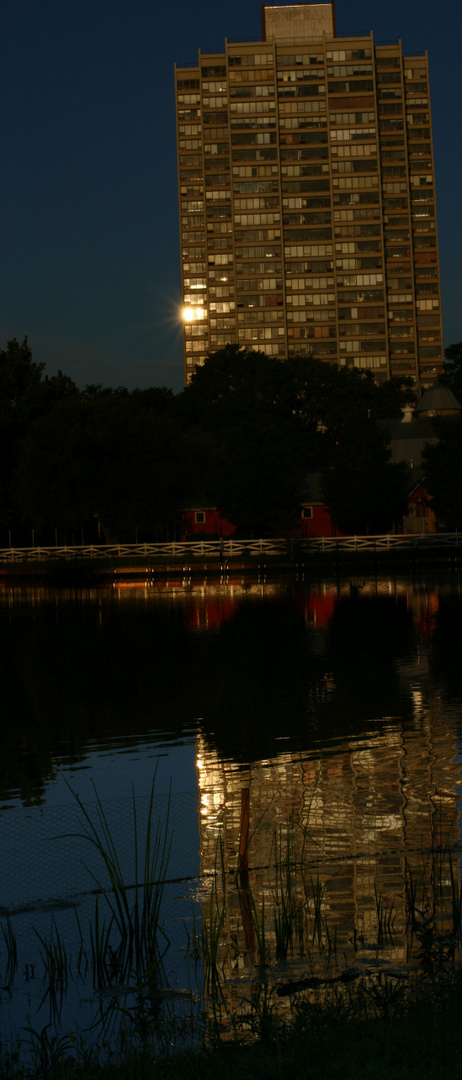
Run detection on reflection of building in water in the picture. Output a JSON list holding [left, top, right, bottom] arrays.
[[195, 688, 461, 997], [145, 576, 444, 636], [184, 583, 281, 631]]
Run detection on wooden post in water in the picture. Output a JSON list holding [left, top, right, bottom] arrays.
[[240, 787, 250, 875], [239, 787, 254, 951]]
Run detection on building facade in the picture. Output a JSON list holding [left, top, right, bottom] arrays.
[[175, 2, 443, 386]]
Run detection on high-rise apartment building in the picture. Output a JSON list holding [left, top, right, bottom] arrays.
[[175, 2, 443, 386]]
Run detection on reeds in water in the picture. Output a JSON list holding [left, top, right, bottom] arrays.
[[201, 840, 226, 992], [374, 884, 396, 947], [2, 782, 462, 1069], [0, 916, 17, 988], [34, 918, 69, 1019], [65, 773, 172, 989]]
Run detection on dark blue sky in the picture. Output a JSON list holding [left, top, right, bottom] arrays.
[[2, 0, 460, 392]]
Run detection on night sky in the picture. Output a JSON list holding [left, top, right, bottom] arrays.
[[2, 0, 460, 392]]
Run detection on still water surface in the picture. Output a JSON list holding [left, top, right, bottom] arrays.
[[1, 574, 462, 1045]]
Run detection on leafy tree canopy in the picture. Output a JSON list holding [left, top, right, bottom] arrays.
[[15, 389, 193, 542], [322, 418, 408, 535], [0, 337, 45, 421], [14, 397, 96, 535], [181, 346, 414, 442], [1, 337, 424, 541], [179, 344, 291, 431], [92, 393, 190, 541], [422, 415, 462, 530], [208, 412, 305, 537], [178, 347, 415, 534], [440, 342, 462, 404]]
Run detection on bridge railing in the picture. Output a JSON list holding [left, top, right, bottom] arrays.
[[0, 533, 459, 563]]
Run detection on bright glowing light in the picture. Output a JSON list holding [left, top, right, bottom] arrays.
[[182, 305, 206, 322]]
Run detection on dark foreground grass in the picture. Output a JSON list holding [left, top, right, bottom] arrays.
[[2, 967, 462, 1080]]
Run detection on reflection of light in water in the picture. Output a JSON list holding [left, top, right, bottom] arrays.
[[412, 688, 424, 715]]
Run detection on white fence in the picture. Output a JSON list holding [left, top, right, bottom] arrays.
[[0, 533, 460, 563]]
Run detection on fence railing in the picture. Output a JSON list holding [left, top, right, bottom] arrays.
[[0, 533, 460, 564]]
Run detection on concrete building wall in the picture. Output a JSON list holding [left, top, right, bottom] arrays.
[[175, 4, 443, 387], [263, 3, 335, 43]]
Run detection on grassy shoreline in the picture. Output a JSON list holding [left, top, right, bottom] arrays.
[[2, 791, 462, 1078], [2, 773, 461, 1078], [2, 966, 462, 1079]]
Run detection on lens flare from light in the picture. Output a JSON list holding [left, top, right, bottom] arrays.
[[182, 305, 206, 322]]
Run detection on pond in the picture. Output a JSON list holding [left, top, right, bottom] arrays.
[[1, 572, 462, 1056]]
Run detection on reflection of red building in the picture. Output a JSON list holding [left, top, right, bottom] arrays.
[[184, 586, 338, 633], [180, 577, 443, 638], [305, 591, 337, 626], [411, 590, 439, 639], [184, 585, 283, 632], [185, 595, 239, 632]]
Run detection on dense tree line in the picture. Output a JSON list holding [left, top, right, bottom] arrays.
[[421, 341, 462, 531], [0, 336, 435, 543]]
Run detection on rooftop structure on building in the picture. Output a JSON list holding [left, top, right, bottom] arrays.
[[415, 381, 460, 416], [380, 381, 461, 475], [175, 2, 443, 385]]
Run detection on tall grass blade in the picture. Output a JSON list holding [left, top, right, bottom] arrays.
[[62, 769, 172, 988], [0, 916, 18, 987]]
